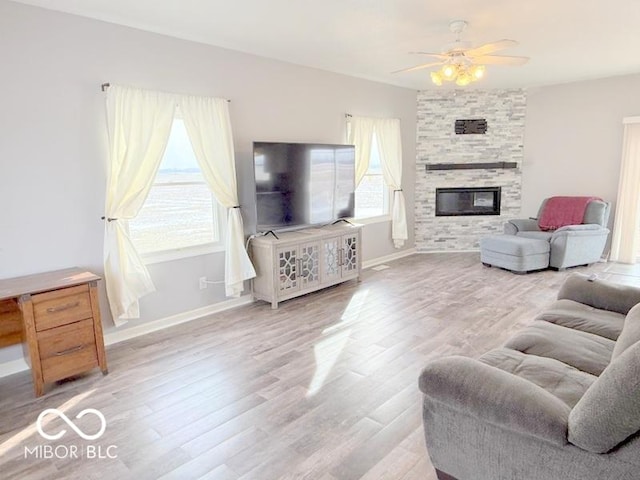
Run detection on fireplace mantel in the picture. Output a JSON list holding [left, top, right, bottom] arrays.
[[425, 161, 518, 171]]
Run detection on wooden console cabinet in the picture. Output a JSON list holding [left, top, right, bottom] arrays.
[[0, 268, 108, 396], [250, 223, 362, 308]]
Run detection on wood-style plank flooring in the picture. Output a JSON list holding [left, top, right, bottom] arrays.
[[0, 253, 637, 480]]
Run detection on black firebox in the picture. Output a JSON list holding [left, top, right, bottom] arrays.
[[435, 187, 501, 216]]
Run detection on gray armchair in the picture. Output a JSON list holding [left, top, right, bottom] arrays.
[[504, 198, 611, 270]]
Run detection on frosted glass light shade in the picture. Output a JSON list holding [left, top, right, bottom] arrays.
[[430, 71, 443, 86], [455, 72, 472, 86], [470, 65, 486, 80], [441, 64, 458, 80]]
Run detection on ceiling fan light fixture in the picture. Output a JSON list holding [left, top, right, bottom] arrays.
[[393, 19, 527, 88], [470, 65, 486, 80], [455, 71, 472, 86], [441, 64, 458, 80]]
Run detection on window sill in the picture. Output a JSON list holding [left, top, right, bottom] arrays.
[[351, 215, 392, 225], [141, 243, 225, 265]]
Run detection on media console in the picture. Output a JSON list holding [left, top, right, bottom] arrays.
[[249, 223, 362, 309]]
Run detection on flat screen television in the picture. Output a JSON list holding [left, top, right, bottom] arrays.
[[253, 141, 355, 232]]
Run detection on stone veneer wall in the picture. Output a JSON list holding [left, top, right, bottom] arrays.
[[415, 89, 527, 251]]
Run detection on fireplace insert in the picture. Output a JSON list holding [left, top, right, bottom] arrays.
[[435, 187, 501, 216]]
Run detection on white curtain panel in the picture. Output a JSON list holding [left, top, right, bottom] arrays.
[[611, 121, 640, 264], [179, 95, 256, 296], [104, 85, 176, 324], [348, 115, 408, 249], [346, 116, 375, 186], [375, 118, 408, 249]]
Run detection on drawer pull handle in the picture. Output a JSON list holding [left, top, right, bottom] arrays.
[[46, 301, 80, 313], [54, 345, 85, 356]]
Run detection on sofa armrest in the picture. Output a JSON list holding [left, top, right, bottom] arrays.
[[504, 218, 541, 235], [554, 224, 606, 233], [419, 356, 570, 446], [557, 273, 640, 315]]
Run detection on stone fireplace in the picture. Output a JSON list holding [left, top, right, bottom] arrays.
[[414, 89, 526, 251]]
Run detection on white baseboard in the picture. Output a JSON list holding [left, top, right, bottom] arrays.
[[0, 358, 30, 378], [415, 249, 480, 254], [0, 295, 254, 379], [363, 247, 416, 269], [104, 294, 254, 345]]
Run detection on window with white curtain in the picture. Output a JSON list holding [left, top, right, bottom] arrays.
[[354, 132, 390, 219], [128, 115, 225, 261]]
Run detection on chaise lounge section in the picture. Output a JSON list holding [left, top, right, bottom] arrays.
[[419, 274, 640, 480], [480, 198, 610, 273]]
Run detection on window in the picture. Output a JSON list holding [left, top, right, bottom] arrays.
[[354, 133, 390, 219], [128, 116, 225, 260]]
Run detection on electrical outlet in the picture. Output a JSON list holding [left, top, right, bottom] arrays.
[[199, 277, 207, 289]]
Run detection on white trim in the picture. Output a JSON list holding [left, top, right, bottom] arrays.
[[623, 116, 640, 124], [363, 247, 416, 269], [415, 249, 480, 254], [104, 295, 253, 345], [352, 214, 392, 225], [142, 242, 225, 264], [0, 358, 29, 378], [0, 295, 253, 379]]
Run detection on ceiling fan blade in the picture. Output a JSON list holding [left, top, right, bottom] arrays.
[[392, 61, 445, 74], [408, 52, 449, 60], [472, 55, 529, 66], [464, 39, 518, 57]]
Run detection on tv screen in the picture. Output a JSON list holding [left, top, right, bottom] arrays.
[[253, 142, 355, 232]]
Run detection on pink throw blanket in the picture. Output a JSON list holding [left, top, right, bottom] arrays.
[[538, 196, 601, 231]]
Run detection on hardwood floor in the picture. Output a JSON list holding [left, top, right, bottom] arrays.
[[0, 253, 636, 480]]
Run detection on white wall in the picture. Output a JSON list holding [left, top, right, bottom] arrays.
[[522, 73, 640, 225], [0, 1, 417, 364]]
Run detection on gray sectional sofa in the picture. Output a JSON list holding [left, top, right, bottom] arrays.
[[419, 274, 640, 480]]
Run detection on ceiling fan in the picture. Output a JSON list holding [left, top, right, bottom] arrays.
[[394, 20, 529, 86]]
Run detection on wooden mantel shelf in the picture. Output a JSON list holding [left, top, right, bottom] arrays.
[[425, 161, 518, 171]]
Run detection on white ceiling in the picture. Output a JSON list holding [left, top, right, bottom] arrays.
[[12, 0, 640, 90]]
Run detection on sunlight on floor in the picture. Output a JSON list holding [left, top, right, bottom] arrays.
[[0, 388, 96, 456], [603, 262, 640, 287], [306, 289, 369, 397]]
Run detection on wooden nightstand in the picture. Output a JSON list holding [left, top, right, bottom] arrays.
[[0, 268, 108, 396]]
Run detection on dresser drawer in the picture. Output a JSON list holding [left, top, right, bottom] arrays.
[[37, 319, 98, 383], [32, 284, 93, 331]]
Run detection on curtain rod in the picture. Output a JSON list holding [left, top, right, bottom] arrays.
[[100, 83, 231, 102]]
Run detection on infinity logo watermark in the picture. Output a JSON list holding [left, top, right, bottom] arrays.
[[36, 408, 106, 441], [25, 408, 117, 460]]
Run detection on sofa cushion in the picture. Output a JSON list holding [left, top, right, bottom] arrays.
[[536, 299, 625, 341], [516, 231, 553, 241], [568, 340, 640, 453], [557, 273, 640, 315], [479, 348, 596, 408], [555, 224, 603, 233], [480, 235, 550, 256], [612, 303, 640, 359], [536, 199, 609, 226], [582, 200, 609, 226], [503, 321, 614, 376]]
